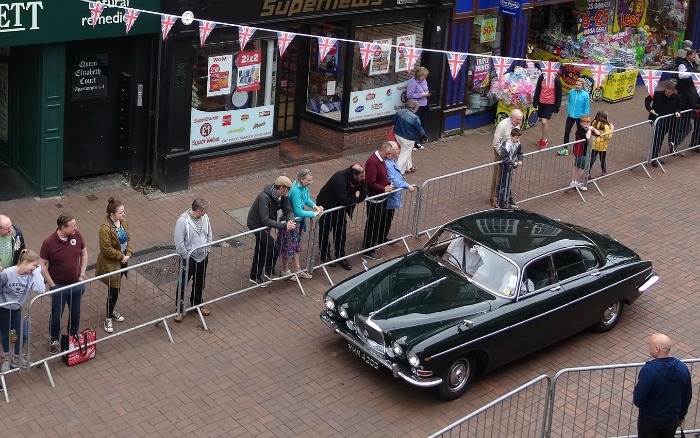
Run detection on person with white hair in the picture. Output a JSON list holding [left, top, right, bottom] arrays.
[[392, 99, 428, 174]]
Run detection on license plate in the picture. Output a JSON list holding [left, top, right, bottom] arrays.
[[348, 343, 380, 370]]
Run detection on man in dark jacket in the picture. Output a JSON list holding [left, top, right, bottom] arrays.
[[0, 215, 26, 270], [644, 82, 681, 166], [316, 165, 367, 270], [633, 333, 692, 438], [363, 143, 395, 258], [246, 176, 295, 285], [673, 50, 699, 154]]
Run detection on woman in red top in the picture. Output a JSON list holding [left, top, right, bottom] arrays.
[[532, 66, 562, 149]]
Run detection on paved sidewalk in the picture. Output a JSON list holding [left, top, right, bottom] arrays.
[[3, 88, 699, 437]]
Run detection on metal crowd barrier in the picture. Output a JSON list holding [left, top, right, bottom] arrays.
[[305, 186, 419, 286], [0, 300, 25, 402], [647, 109, 700, 173], [24, 253, 183, 391], [430, 359, 699, 438], [427, 375, 552, 438]]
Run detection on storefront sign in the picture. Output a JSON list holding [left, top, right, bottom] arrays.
[[190, 104, 274, 150], [472, 55, 491, 89], [613, 0, 647, 31], [0, 63, 7, 143], [394, 35, 415, 73], [480, 17, 497, 43], [602, 69, 638, 103], [236, 50, 262, 93], [207, 54, 233, 97], [498, 0, 521, 18], [0, 0, 161, 47], [368, 38, 391, 76], [70, 54, 109, 100], [577, 0, 613, 38], [348, 80, 409, 122]]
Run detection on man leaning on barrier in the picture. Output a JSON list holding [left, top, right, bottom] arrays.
[[633, 333, 692, 438], [40, 213, 88, 355], [316, 165, 367, 271], [246, 176, 295, 286], [174, 198, 213, 323], [362, 142, 395, 260], [645, 81, 681, 167]]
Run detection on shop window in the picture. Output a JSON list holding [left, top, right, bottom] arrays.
[[349, 22, 424, 123], [464, 14, 502, 115], [307, 24, 345, 122], [190, 38, 277, 151]]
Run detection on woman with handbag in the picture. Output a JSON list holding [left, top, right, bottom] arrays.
[[95, 197, 132, 334], [0, 249, 44, 371]]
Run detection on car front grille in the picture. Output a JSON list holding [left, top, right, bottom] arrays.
[[355, 314, 385, 355]]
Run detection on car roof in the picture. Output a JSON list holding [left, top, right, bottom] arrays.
[[442, 209, 594, 265]]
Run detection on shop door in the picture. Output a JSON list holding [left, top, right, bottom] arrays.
[[64, 38, 127, 178], [277, 32, 302, 137]]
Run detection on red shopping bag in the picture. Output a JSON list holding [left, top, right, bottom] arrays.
[[61, 329, 97, 366]]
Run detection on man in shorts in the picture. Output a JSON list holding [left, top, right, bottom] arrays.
[[532, 65, 562, 149]]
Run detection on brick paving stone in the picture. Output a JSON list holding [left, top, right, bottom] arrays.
[[1, 89, 699, 437]]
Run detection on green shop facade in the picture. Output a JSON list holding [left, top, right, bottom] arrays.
[[0, 0, 160, 197]]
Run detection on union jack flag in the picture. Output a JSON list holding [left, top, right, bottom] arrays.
[[400, 47, 423, 73], [492, 56, 513, 80], [358, 42, 378, 70], [691, 73, 700, 94], [199, 20, 216, 46], [318, 37, 337, 62], [161, 14, 178, 41], [124, 8, 141, 34], [239, 26, 256, 51], [277, 31, 296, 57], [639, 69, 662, 97], [589, 63, 611, 89], [540, 61, 561, 88], [446, 52, 468, 80], [88, 2, 105, 29]]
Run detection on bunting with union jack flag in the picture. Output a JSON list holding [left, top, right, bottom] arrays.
[[123, 8, 141, 34], [358, 42, 378, 70], [277, 31, 296, 57], [399, 47, 423, 73], [691, 73, 700, 95], [199, 20, 216, 45], [589, 63, 611, 89], [161, 14, 178, 41], [239, 26, 256, 51], [492, 56, 513, 80], [317, 37, 337, 62], [446, 52, 468, 80], [539, 61, 561, 88], [639, 69, 662, 97], [88, 1, 106, 29]]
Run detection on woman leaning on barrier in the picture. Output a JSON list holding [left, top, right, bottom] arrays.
[[95, 197, 132, 334]]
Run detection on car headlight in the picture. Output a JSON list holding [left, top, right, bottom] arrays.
[[339, 306, 349, 319], [407, 351, 420, 367], [391, 341, 403, 356], [324, 296, 336, 311]]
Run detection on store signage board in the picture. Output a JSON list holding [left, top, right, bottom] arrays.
[[190, 104, 275, 150], [70, 53, 109, 101], [236, 50, 262, 92], [613, 0, 647, 31], [602, 69, 638, 103], [498, 0, 521, 18], [479, 17, 497, 43], [577, 0, 614, 38], [208, 54, 233, 97], [394, 35, 415, 73], [348, 80, 410, 122], [0, 1, 161, 47]]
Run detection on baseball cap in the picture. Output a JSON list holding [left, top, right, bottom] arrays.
[[275, 176, 293, 188]]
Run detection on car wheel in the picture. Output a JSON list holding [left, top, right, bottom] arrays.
[[592, 301, 624, 333], [437, 356, 475, 401]]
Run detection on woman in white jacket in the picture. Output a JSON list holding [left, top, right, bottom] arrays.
[[0, 249, 44, 371]]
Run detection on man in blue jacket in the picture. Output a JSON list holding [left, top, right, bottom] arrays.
[[633, 333, 692, 438]]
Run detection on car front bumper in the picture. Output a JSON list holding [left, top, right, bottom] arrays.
[[320, 312, 443, 388]]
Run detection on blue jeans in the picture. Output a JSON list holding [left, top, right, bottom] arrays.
[[49, 283, 85, 342], [0, 307, 27, 356]]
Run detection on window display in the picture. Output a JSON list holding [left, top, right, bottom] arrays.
[[464, 14, 503, 115], [307, 24, 345, 121], [191, 38, 276, 150]]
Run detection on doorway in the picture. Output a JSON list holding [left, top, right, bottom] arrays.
[[277, 28, 303, 138]]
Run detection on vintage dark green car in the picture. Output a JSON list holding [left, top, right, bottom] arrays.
[[320, 209, 658, 400]]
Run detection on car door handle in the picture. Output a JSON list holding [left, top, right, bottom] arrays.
[[590, 271, 602, 277], [549, 285, 561, 292]]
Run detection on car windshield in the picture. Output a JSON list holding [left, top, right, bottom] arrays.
[[424, 229, 520, 297]]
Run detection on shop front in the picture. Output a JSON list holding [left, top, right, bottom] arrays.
[[157, 0, 451, 191], [0, 0, 160, 198]]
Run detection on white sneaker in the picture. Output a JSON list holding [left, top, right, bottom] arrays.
[[280, 270, 292, 278], [1, 359, 9, 373], [578, 184, 588, 191], [112, 311, 125, 322], [570, 181, 576, 187], [298, 271, 313, 279], [104, 318, 114, 333]]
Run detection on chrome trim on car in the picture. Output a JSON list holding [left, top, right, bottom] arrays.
[[430, 266, 654, 360], [638, 273, 659, 292], [368, 277, 447, 319], [320, 312, 443, 388]]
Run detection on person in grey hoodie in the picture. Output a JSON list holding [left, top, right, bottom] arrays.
[[246, 176, 295, 286], [633, 333, 692, 438], [173, 198, 213, 322], [0, 249, 44, 372]]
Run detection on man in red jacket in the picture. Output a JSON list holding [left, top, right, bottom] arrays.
[[362, 142, 395, 258]]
